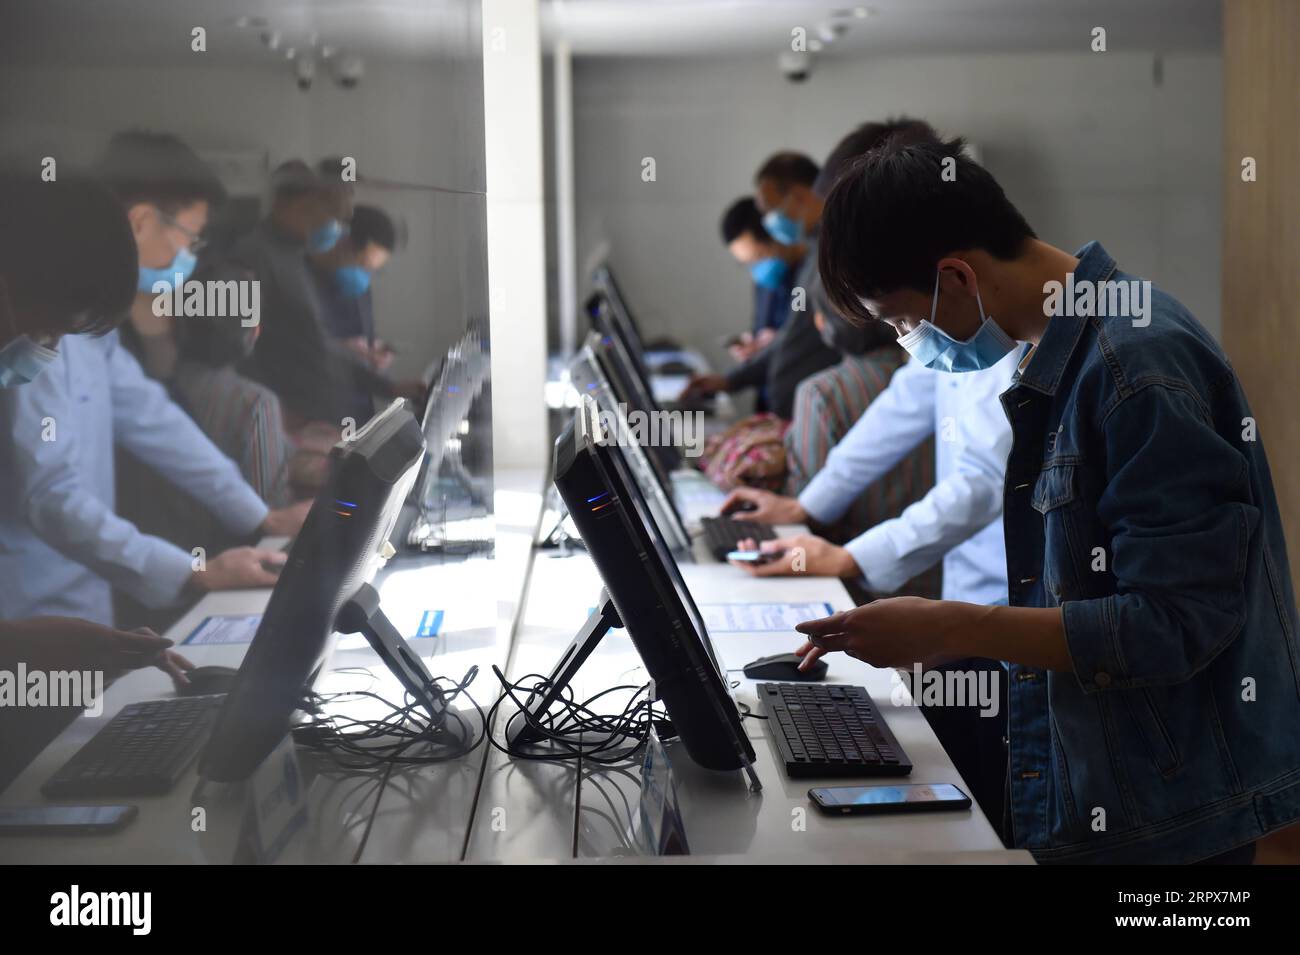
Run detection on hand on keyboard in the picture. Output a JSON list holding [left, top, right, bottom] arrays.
[[719, 486, 807, 524]]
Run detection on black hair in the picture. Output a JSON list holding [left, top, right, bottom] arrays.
[[97, 130, 226, 214], [0, 171, 137, 336], [270, 160, 327, 200], [349, 204, 399, 253], [754, 151, 819, 193], [809, 272, 896, 356], [719, 196, 771, 245], [815, 116, 940, 198], [819, 137, 1036, 323]]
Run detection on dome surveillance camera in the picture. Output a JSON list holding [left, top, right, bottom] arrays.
[[778, 50, 813, 83], [294, 55, 316, 91], [335, 54, 364, 89]]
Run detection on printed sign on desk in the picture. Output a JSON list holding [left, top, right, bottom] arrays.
[[246, 735, 309, 864], [630, 725, 690, 856]]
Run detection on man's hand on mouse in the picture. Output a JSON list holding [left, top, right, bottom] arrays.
[[719, 487, 807, 525], [728, 534, 857, 579], [793, 598, 970, 672]]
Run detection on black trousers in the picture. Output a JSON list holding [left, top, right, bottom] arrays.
[[914, 657, 1009, 838]]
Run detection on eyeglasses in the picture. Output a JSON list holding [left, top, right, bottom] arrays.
[[153, 206, 208, 256]]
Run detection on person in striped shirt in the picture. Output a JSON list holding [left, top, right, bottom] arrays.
[[781, 276, 940, 599]]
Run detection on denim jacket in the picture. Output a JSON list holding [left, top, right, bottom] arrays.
[[1000, 242, 1300, 864]]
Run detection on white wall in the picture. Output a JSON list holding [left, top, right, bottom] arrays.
[[570, 50, 1223, 369]]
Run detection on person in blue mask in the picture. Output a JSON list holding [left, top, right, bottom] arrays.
[[0, 172, 202, 781], [718, 197, 804, 371], [0, 154, 311, 632], [682, 152, 839, 419], [307, 204, 420, 424], [93, 132, 226, 382], [234, 161, 422, 427], [801, 136, 1300, 866]]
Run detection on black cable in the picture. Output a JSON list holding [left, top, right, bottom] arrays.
[[736, 700, 766, 721], [484, 666, 670, 765], [293, 665, 487, 770]]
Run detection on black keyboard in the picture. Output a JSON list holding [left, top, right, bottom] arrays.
[[758, 682, 912, 778], [699, 516, 777, 561], [42, 695, 226, 799]]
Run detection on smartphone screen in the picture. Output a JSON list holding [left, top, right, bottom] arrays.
[[810, 783, 970, 813], [0, 805, 137, 835]]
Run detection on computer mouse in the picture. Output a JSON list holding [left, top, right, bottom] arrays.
[[721, 499, 758, 516], [178, 665, 239, 697], [743, 652, 827, 682]]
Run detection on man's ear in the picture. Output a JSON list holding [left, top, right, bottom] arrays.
[[125, 203, 154, 240], [935, 256, 978, 298]]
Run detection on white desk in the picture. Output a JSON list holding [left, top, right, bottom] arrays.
[[0, 468, 541, 865], [354, 468, 540, 863], [460, 470, 1027, 864], [0, 466, 1030, 864]]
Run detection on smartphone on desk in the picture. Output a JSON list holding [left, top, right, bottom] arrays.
[[808, 783, 971, 816], [0, 805, 138, 836]]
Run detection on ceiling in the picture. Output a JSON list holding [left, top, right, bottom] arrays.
[[0, 0, 1221, 68], [542, 0, 1222, 57]]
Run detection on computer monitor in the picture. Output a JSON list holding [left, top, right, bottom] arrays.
[[199, 399, 446, 783], [513, 398, 756, 778], [415, 321, 490, 509], [585, 298, 682, 475], [569, 333, 690, 555], [404, 322, 494, 552], [591, 262, 646, 358], [585, 288, 657, 398]]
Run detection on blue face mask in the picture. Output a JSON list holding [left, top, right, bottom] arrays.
[[896, 267, 1016, 373], [334, 265, 372, 299], [307, 219, 345, 254], [0, 279, 58, 386], [761, 208, 803, 246], [137, 246, 197, 293], [0, 334, 58, 387], [749, 257, 788, 291]]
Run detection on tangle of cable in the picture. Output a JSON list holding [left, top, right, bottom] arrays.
[[485, 666, 671, 765], [293, 665, 486, 770]]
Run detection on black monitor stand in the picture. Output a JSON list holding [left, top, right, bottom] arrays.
[[506, 590, 623, 746], [335, 583, 446, 720]]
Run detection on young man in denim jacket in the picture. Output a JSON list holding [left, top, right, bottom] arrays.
[[800, 136, 1300, 864]]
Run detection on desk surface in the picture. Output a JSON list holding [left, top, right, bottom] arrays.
[[0, 467, 1029, 865]]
